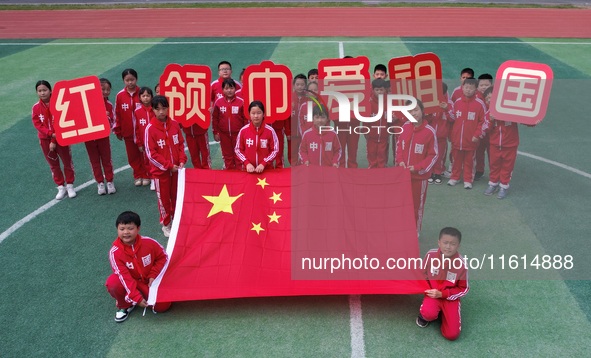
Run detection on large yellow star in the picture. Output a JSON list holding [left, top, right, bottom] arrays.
[[269, 192, 282, 204], [256, 177, 269, 189], [268, 211, 281, 224], [251, 222, 265, 235], [202, 185, 244, 218]]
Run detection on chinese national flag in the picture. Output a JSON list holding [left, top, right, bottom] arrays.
[[149, 167, 427, 304]]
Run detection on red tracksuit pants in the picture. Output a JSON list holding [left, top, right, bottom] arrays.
[[155, 171, 178, 226], [105, 274, 171, 312], [433, 138, 448, 175], [124, 137, 148, 180], [84, 137, 114, 183], [420, 296, 462, 341], [186, 133, 211, 169], [366, 137, 389, 168], [40, 138, 75, 186], [475, 134, 490, 173], [450, 148, 476, 183], [219, 132, 241, 170], [411, 179, 428, 234], [488, 145, 517, 189], [336, 122, 360, 168]]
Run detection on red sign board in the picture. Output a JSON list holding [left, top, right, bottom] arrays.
[[160, 64, 212, 129], [490, 60, 553, 125], [51, 75, 111, 146], [388, 52, 443, 114], [242, 60, 292, 124]]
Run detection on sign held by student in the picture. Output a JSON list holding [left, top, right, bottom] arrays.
[[242, 60, 292, 124]]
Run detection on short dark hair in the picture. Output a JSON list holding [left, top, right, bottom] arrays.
[[460, 68, 474, 77], [374, 64, 387, 73], [307, 68, 318, 78], [442, 81, 448, 93], [406, 98, 424, 114], [151, 95, 169, 109], [439, 227, 462, 242], [462, 78, 478, 87], [478, 73, 493, 84], [218, 61, 232, 70], [222, 78, 236, 89], [312, 104, 328, 117], [99, 78, 112, 89], [116, 211, 141, 228], [483, 86, 494, 97], [139, 86, 153, 97], [293, 73, 307, 85], [35, 80, 51, 91], [249, 100, 265, 113], [372, 78, 388, 89], [121, 68, 138, 80]]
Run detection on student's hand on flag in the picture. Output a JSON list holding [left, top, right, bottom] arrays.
[[425, 289, 442, 298], [408, 165, 415, 173], [148, 278, 155, 287], [472, 136, 479, 143], [138, 298, 149, 308], [172, 165, 179, 172], [398, 162, 406, 168], [246, 163, 255, 173], [255, 164, 265, 173]]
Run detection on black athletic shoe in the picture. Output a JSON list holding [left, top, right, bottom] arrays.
[[416, 315, 430, 328], [474, 171, 484, 181], [114, 305, 135, 323]]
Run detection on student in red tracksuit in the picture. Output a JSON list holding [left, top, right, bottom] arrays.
[[211, 61, 242, 103], [32, 80, 76, 200], [212, 78, 247, 170], [450, 67, 475, 102], [366, 79, 390, 168], [106, 211, 171, 323], [482, 87, 521, 199], [299, 104, 341, 167], [134, 87, 155, 190], [426, 82, 455, 184], [113, 68, 149, 187], [416, 227, 469, 341], [235, 101, 279, 174], [474, 74, 494, 181], [296, 81, 320, 148], [395, 99, 438, 234], [84, 78, 116, 195], [145, 96, 187, 238], [281, 73, 308, 167], [448, 78, 487, 189]]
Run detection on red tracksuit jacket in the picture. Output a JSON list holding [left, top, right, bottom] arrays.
[[299, 127, 342, 167], [487, 111, 519, 149], [426, 94, 455, 140], [32, 100, 56, 142], [395, 121, 438, 180], [114, 88, 141, 139], [451, 95, 487, 151], [235, 122, 279, 167], [212, 96, 247, 136], [210, 78, 242, 103], [108, 235, 168, 305], [423, 248, 469, 300], [134, 104, 153, 147], [104, 97, 115, 130], [144, 117, 187, 177]]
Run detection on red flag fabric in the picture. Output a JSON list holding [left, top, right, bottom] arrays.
[[149, 167, 427, 304]]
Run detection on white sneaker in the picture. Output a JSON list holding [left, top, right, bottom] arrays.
[[134, 178, 142, 187], [66, 184, 76, 198], [107, 182, 116, 194], [442, 170, 452, 179], [142, 178, 151, 186], [150, 179, 155, 191], [447, 179, 458, 186], [55, 185, 67, 200], [464, 182, 472, 190], [97, 182, 106, 195], [162, 223, 171, 238]]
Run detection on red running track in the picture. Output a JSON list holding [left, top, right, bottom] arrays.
[[1, 7, 590, 39]]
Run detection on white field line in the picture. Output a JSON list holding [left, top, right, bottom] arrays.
[[349, 295, 366, 358]]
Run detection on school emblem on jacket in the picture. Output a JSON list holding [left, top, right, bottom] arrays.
[[172, 134, 179, 145], [260, 139, 268, 149], [142, 254, 152, 267], [414, 143, 424, 154], [325, 142, 332, 151], [126, 262, 134, 270], [446, 271, 457, 283], [232, 106, 239, 114]]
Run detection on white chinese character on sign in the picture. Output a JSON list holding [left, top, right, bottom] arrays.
[[164, 71, 209, 125], [246, 138, 254, 147], [310, 142, 318, 151], [157, 139, 166, 148], [323, 63, 367, 115]]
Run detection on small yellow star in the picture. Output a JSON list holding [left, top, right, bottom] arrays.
[[268, 211, 281, 224], [251, 222, 265, 235], [256, 177, 269, 189], [269, 192, 282, 204], [202, 185, 244, 218]]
